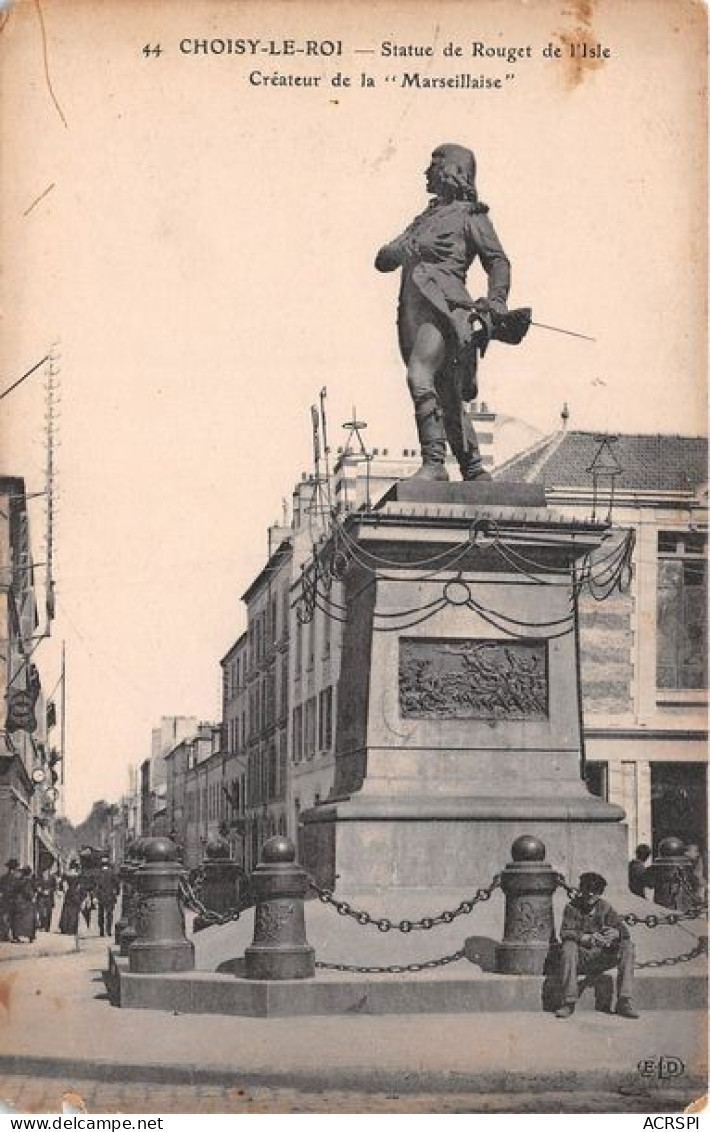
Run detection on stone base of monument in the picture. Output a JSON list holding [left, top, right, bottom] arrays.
[[298, 481, 634, 893], [301, 798, 629, 894], [112, 956, 706, 1018]]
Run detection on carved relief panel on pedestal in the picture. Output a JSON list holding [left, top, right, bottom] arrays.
[[399, 638, 548, 720]]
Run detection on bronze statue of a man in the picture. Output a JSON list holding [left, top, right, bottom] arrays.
[[375, 144, 510, 481]]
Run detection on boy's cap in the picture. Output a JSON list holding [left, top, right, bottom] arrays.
[[579, 871, 607, 894]]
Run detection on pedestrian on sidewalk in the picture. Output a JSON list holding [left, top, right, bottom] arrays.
[[556, 871, 639, 1020], [628, 843, 653, 898], [0, 859, 20, 941], [35, 868, 58, 932], [96, 861, 119, 938], [12, 866, 37, 943], [59, 864, 85, 935]]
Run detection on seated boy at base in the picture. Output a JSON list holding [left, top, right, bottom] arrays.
[[556, 871, 639, 1020]]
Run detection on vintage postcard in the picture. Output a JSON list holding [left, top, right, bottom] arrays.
[[0, 0, 707, 1120]]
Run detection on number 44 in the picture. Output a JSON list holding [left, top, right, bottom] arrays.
[[143, 44, 162, 57]]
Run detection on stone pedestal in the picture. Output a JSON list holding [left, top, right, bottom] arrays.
[[301, 481, 628, 893]]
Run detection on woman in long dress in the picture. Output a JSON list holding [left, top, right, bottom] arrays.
[[11, 867, 37, 942], [59, 866, 84, 935]]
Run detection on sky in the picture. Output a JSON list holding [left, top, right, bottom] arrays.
[[0, 0, 706, 823]]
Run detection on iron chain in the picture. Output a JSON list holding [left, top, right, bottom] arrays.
[[175, 870, 706, 975], [315, 948, 467, 975], [178, 877, 245, 926], [636, 935, 708, 969], [309, 874, 501, 934]]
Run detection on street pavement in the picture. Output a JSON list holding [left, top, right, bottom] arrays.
[[0, 934, 706, 1115], [0, 931, 79, 965], [0, 1074, 703, 1115]]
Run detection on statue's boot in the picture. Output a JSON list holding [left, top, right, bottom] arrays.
[[443, 401, 491, 482], [462, 461, 492, 482], [409, 397, 449, 482]]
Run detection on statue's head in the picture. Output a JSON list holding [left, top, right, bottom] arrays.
[[426, 144, 478, 201]]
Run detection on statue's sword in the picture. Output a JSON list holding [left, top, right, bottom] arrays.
[[531, 320, 595, 342], [486, 307, 596, 345]]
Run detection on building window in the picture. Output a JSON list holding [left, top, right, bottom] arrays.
[[270, 594, 278, 644], [651, 762, 707, 854], [292, 705, 303, 763], [261, 746, 269, 803], [282, 586, 290, 641], [323, 598, 332, 659], [318, 686, 333, 751], [305, 696, 317, 759], [268, 743, 278, 800], [278, 730, 287, 801], [222, 666, 230, 707], [255, 684, 262, 735], [280, 653, 289, 719], [656, 532, 708, 690], [295, 616, 303, 676], [267, 667, 276, 727]]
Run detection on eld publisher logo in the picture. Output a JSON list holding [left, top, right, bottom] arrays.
[[637, 1055, 685, 1080]]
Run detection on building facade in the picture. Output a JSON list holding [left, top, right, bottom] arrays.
[[219, 634, 249, 865], [0, 476, 59, 870], [139, 715, 198, 836], [239, 540, 293, 870], [497, 429, 708, 856], [179, 723, 224, 868]]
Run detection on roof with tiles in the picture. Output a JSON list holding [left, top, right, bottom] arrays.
[[496, 431, 708, 492]]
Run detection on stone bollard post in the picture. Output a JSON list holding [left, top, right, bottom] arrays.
[[244, 836, 315, 980], [201, 838, 242, 917], [652, 837, 694, 911], [495, 835, 558, 975], [128, 836, 195, 973]]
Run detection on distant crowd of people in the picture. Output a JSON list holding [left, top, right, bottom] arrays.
[[0, 854, 120, 943]]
